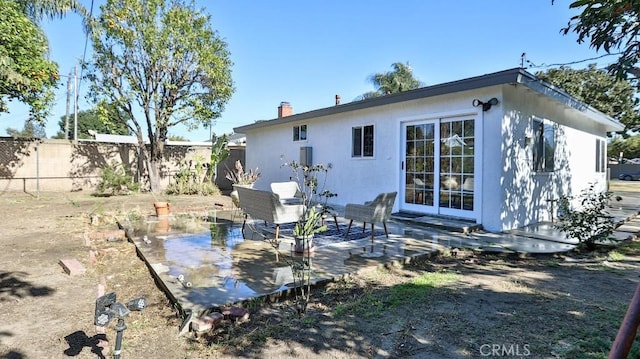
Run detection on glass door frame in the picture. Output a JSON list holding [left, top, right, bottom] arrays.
[[401, 119, 440, 214], [400, 112, 482, 221]]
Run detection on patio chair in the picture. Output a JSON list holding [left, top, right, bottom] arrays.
[[344, 192, 397, 242], [271, 181, 340, 232], [270, 181, 304, 205], [234, 185, 305, 241]]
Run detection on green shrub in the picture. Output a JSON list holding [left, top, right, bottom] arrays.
[[165, 156, 221, 196], [95, 161, 140, 196], [555, 183, 616, 251]]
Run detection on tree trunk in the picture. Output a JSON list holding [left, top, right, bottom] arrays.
[[147, 158, 162, 193], [147, 130, 165, 193]]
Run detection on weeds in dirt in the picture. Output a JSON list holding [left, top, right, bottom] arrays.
[[607, 250, 625, 261], [243, 297, 264, 311], [552, 303, 640, 358], [126, 207, 144, 222], [300, 316, 317, 327], [385, 271, 460, 308], [65, 196, 80, 207], [611, 240, 640, 256], [332, 270, 460, 317]]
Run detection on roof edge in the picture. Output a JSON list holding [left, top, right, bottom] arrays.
[[234, 68, 525, 133], [234, 68, 623, 133], [517, 72, 624, 132]]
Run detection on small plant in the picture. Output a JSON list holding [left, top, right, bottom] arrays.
[[293, 206, 327, 238], [225, 160, 260, 185], [275, 160, 337, 314], [166, 156, 220, 196], [608, 251, 624, 262], [283, 160, 337, 238], [555, 183, 616, 251], [208, 134, 230, 182], [95, 161, 140, 196]]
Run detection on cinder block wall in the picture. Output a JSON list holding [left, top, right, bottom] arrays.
[[0, 138, 244, 193]]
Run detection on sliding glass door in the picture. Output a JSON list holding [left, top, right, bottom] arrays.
[[402, 116, 475, 218], [439, 118, 475, 213]]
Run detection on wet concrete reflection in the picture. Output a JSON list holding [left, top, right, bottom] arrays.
[[130, 210, 581, 317], [130, 211, 445, 315]]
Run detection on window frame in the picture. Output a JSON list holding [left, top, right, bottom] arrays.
[[595, 138, 606, 173], [293, 124, 307, 141], [532, 117, 556, 173], [352, 124, 374, 158]]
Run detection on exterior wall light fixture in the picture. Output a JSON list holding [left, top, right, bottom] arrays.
[[472, 98, 499, 111]]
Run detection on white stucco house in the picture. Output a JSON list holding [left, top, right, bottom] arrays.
[[234, 68, 623, 232]]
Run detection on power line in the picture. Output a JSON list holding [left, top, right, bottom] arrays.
[[526, 52, 622, 69]]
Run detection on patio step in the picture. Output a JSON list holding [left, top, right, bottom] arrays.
[[390, 212, 482, 234], [507, 222, 577, 245]]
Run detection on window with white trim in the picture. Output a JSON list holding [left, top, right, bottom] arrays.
[[352, 125, 374, 157], [532, 118, 555, 172], [293, 125, 307, 141], [596, 138, 606, 173]]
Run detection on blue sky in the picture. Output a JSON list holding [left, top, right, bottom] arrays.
[[2, 0, 618, 140]]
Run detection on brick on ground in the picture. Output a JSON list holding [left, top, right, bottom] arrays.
[[191, 313, 225, 332], [59, 258, 86, 276], [221, 306, 250, 322]]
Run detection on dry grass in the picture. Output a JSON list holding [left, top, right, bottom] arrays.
[[1, 188, 640, 358]]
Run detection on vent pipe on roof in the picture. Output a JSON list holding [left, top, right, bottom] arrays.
[[335, 94, 341, 105], [278, 102, 292, 118]]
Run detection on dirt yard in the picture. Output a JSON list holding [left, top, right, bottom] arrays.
[[1, 183, 640, 359]]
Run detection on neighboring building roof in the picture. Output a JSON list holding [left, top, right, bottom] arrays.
[[92, 133, 144, 144], [227, 132, 246, 146], [88, 133, 211, 146], [234, 68, 624, 133]]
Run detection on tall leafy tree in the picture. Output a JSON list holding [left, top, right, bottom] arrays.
[[6, 119, 46, 138], [53, 107, 131, 140], [536, 64, 640, 135], [0, 0, 87, 121], [0, 0, 59, 120], [359, 62, 423, 100], [86, 0, 234, 192], [610, 135, 640, 159], [14, 0, 87, 22], [562, 0, 640, 79]]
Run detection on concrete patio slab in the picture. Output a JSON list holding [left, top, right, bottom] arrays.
[[125, 203, 640, 328]]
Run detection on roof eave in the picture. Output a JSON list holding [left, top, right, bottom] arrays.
[[234, 68, 525, 133], [517, 72, 625, 132], [235, 68, 624, 133]]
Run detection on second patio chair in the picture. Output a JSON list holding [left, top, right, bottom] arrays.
[[344, 191, 397, 242], [270, 181, 304, 205]]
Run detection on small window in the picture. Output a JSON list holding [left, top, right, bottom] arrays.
[[352, 125, 374, 157], [293, 125, 307, 141], [596, 138, 606, 173], [532, 118, 555, 172]]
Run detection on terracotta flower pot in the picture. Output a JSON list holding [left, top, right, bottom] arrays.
[[153, 201, 170, 217]]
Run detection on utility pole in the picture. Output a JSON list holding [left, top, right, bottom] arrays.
[[64, 71, 72, 140], [73, 65, 78, 141]]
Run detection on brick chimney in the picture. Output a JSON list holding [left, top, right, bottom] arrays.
[[278, 102, 292, 118]]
